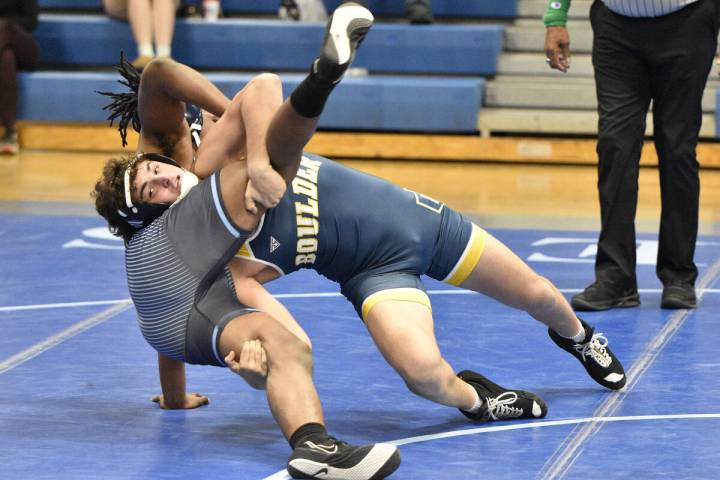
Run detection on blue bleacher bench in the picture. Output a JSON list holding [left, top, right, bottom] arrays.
[[18, 71, 484, 132], [35, 15, 502, 75], [39, 0, 517, 18], [39, 0, 100, 9]]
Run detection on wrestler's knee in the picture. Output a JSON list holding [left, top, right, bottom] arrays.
[[260, 317, 313, 371], [396, 352, 447, 396], [524, 275, 558, 314], [220, 313, 312, 371]]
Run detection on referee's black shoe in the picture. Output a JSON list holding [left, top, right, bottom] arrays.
[[571, 281, 640, 311], [457, 370, 547, 423], [661, 281, 697, 309], [313, 2, 374, 84], [549, 318, 626, 390], [287, 437, 400, 480]]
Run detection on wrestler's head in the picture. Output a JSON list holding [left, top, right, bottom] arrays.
[[92, 152, 198, 242]]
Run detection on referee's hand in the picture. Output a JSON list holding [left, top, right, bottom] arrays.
[[545, 26, 571, 72]]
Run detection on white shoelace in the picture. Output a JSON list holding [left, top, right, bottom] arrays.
[[486, 391, 523, 420], [574, 333, 612, 367]]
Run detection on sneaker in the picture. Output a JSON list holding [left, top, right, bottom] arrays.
[[406, 2, 433, 24], [457, 370, 547, 422], [0, 132, 18, 155], [661, 281, 697, 309], [313, 2, 374, 84], [571, 281, 640, 311], [548, 318, 626, 390], [130, 55, 153, 71], [202, 0, 221, 21], [279, 0, 300, 20], [287, 437, 400, 480]]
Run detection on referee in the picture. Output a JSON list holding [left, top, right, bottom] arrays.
[[544, 0, 719, 310]]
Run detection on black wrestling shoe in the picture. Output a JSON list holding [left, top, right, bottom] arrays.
[[571, 281, 640, 311], [313, 2, 374, 84], [549, 318, 626, 390], [457, 370, 547, 422], [287, 437, 400, 480], [661, 281, 697, 309]]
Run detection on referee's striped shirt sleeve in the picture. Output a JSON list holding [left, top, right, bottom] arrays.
[[601, 0, 699, 17]]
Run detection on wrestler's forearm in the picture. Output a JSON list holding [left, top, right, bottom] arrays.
[[195, 74, 282, 174], [157, 353, 187, 406], [237, 73, 284, 176], [141, 58, 230, 118]]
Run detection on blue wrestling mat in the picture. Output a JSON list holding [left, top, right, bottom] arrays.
[[1, 213, 719, 479]]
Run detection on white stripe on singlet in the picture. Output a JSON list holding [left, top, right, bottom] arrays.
[[601, 0, 700, 17], [126, 218, 197, 361]]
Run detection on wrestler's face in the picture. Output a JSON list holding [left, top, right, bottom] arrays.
[[132, 159, 183, 204]]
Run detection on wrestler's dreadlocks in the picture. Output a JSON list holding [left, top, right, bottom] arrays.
[[96, 52, 142, 147]]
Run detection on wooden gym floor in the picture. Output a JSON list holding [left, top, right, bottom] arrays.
[[1, 146, 719, 235]]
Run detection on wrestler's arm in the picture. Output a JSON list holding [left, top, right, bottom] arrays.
[[154, 347, 269, 407], [193, 73, 288, 211], [153, 75, 290, 403], [152, 353, 209, 409], [137, 58, 231, 167], [192, 73, 287, 214]]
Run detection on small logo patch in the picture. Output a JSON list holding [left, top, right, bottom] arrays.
[[305, 441, 338, 455], [270, 236, 280, 253], [551, 1, 562, 8]]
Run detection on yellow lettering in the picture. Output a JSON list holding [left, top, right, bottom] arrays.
[[301, 157, 323, 170], [295, 198, 319, 217], [297, 166, 318, 184], [295, 254, 317, 266], [292, 178, 318, 199], [297, 216, 320, 237], [297, 238, 318, 253], [292, 157, 323, 267]]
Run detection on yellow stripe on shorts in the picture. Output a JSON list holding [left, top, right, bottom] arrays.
[[361, 288, 432, 322], [236, 242, 251, 258], [444, 224, 487, 286]]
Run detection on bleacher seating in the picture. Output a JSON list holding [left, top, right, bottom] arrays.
[[35, 15, 502, 74], [39, 0, 517, 18], [38, 0, 99, 10], [23, 1, 510, 134], [19, 72, 483, 132]]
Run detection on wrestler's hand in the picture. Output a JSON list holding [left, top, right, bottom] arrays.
[[245, 165, 286, 214], [544, 26, 571, 72], [151, 392, 209, 409], [225, 340, 268, 390]]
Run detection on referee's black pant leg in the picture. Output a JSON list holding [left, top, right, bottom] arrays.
[[591, 2, 651, 289], [649, 0, 719, 286]]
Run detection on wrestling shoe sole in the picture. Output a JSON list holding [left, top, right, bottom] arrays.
[[323, 3, 374, 66]]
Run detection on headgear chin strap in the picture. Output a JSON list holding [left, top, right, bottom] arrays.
[[185, 103, 204, 149], [117, 152, 198, 231]]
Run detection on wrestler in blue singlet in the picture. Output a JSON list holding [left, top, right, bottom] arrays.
[[237, 153, 488, 320]]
